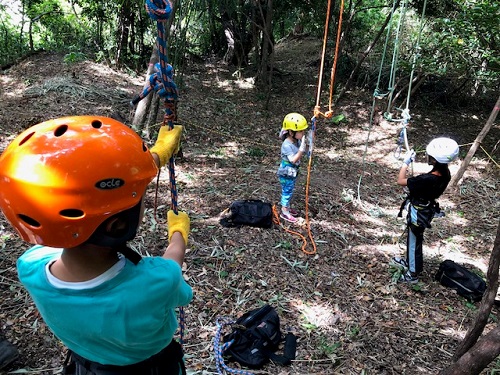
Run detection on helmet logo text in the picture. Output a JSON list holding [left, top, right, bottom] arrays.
[[95, 178, 125, 190]]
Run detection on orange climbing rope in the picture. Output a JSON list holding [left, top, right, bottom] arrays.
[[314, 0, 344, 120], [275, 0, 344, 256], [305, 0, 345, 255], [272, 205, 316, 255]]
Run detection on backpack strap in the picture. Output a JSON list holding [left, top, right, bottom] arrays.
[[261, 332, 297, 365]]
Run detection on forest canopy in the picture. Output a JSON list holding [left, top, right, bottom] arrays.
[[1, 0, 498, 102]]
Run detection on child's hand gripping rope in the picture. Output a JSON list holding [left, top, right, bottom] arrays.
[[150, 125, 183, 167]]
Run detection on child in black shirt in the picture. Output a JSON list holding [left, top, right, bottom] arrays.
[[393, 137, 459, 283]]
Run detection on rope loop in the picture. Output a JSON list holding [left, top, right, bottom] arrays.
[[145, 0, 173, 21], [313, 106, 334, 120]]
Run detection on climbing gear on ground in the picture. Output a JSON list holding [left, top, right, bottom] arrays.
[[0, 116, 158, 249], [426, 137, 459, 164], [150, 125, 183, 167], [282, 113, 308, 132], [220, 200, 273, 229], [435, 260, 486, 303], [214, 305, 296, 373], [167, 210, 190, 245]]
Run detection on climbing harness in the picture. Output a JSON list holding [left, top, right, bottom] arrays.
[[143, 0, 185, 345]]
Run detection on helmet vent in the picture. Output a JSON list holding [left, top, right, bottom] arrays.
[[91, 120, 103, 128], [60, 209, 85, 218], [18, 214, 41, 228], [142, 142, 147, 152], [18, 132, 35, 146], [54, 125, 68, 137]]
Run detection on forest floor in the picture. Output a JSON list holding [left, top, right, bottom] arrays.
[[0, 37, 499, 375]]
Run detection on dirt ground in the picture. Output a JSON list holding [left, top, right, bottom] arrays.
[[0, 37, 499, 374]]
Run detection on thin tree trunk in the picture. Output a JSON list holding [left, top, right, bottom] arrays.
[[132, 50, 159, 131], [439, 325, 500, 375], [453, 220, 500, 359], [439, 220, 500, 375], [449, 95, 500, 187], [257, 0, 273, 86]]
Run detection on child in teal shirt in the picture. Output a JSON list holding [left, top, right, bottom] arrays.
[[0, 116, 191, 374]]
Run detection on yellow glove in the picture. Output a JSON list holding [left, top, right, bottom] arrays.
[[150, 125, 183, 167], [167, 210, 190, 245]]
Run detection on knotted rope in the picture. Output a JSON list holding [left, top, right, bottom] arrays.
[[144, 0, 185, 345]]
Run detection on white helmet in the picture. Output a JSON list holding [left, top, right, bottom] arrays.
[[426, 137, 459, 164]]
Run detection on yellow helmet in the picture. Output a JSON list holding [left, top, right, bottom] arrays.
[[282, 113, 308, 132]]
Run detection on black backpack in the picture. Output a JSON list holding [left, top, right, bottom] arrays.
[[219, 200, 273, 229], [435, 260, 487, 302], [217, 305, 296, 370]]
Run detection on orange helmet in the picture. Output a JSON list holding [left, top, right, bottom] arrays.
[[0, 116, 158, 248]]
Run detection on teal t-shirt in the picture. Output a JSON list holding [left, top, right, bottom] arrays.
[[17, 245, 193, 365]]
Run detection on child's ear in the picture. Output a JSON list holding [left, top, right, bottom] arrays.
[[105, 217, 129, 238]]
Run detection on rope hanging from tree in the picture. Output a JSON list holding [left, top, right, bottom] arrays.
[[144, 0, 180, 213], [143, 0, 185, 345], [279, 0, 344, 256], [357, 0, 428, 201]]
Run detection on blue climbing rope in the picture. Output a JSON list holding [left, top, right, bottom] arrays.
[[144, 0, 184, 345], [213, 317, 255, 375], [145, 0, 179, 214]]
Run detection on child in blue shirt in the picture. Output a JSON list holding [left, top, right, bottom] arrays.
[[277, 113, 309, 223], [0, 116, 191, 374]]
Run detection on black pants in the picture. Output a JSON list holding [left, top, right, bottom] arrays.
[[64, 340, 186, 375]]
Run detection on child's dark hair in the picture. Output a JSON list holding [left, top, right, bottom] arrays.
[[430, 158, 451, 181], [281, 130, 293, 141]]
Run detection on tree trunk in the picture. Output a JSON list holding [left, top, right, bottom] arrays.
[[439, 220, 500, 375], [132, 49, 159, 132], [453, 220, 500, 358], [439, 325, 500, 375], [116, 0, 132, 67], [449, 95, 500, 187], [257, 0, 274, 86]]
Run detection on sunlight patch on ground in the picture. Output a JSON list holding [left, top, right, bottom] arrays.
[[235, 78, 255, 89], [1, 76, 25, 97], [322, 149, 344, 160], [292, 299, 342, 330], [439, 327, 467, 341]]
